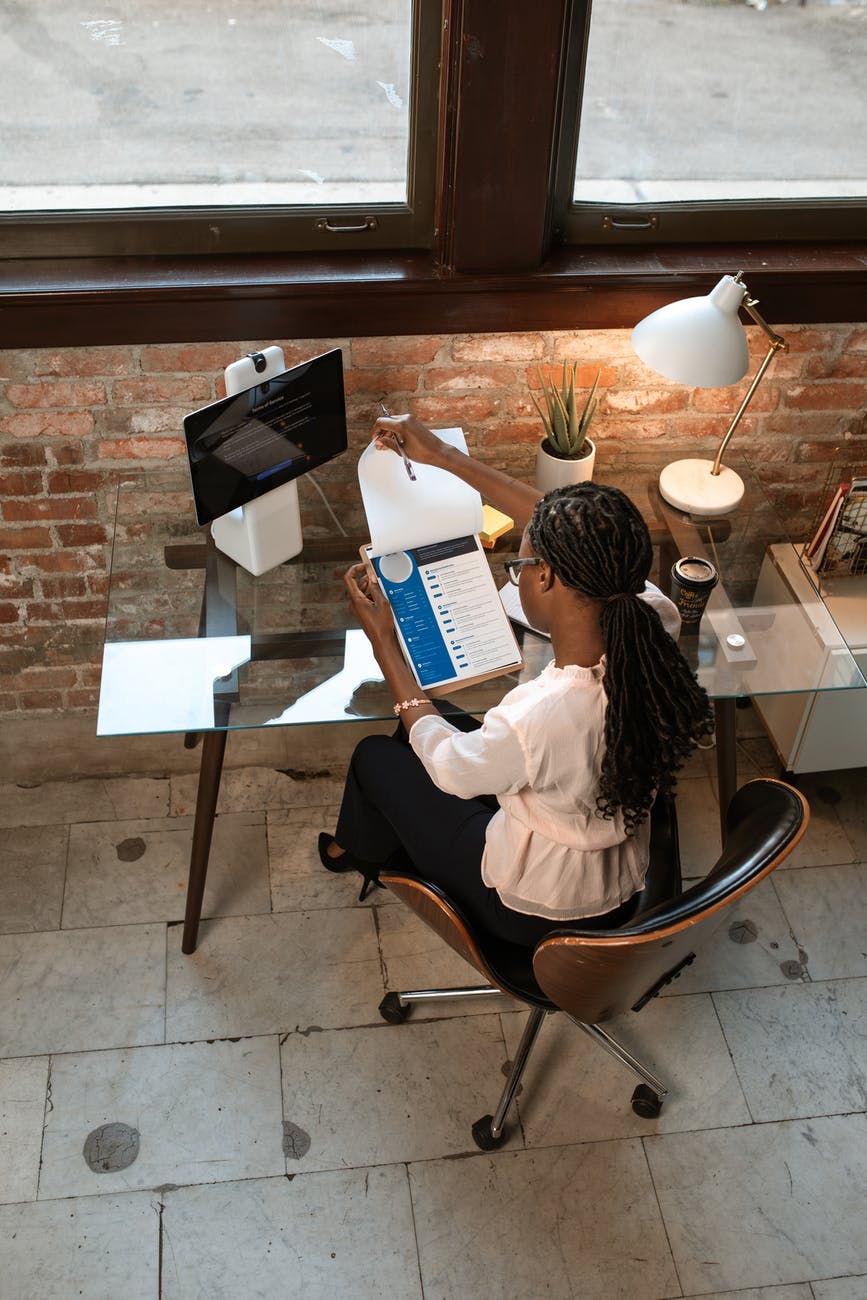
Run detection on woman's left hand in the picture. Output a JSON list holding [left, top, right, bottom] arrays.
[[343, 562, 397, 653]]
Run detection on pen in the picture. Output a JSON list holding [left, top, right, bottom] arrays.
[[380, 403, 416, 482]]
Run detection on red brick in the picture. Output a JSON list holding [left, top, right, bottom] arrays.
[[451, 334, 545, 363], [351, 337, 444, 366], [50, 444, 87, 466], [27, 348, 131, 378], [25, 552, 98, 574], [804, 353, 867, 381], [10, 667, 78, 689], [40, 574, 88, 599], [785, 383, 864, 411], [1, 526, 53, 549], [56, 524, 108, 547], [20, 691, 64, 710], [111, 376, 211, 404], [140, 343, 245, 374], [761, 411, 831, 437], [3, 497, 97, 523], [0, 470, 43, 496], [0, 575, 35, 599], [0, 444, 46, 468], [344, 367, 421, 395], [24, 603, 59, 622], [425, 365, 520, 392], [0, 603, 21, 624], [5, 381, 106, 410], [479, 423, 544, 448], [692, 383, 779, 414], [410, 395, 498, 425], [68, 687, 100, 708], [59, 600, 105, 621], [752, 350, 808, 381], [0, 412, 95, 439], [605, 389, 691, 416], [47, 469, 112, 494], [526, 363, 617, 391], [553, 332, 634, 364], [794, 441, 858, 464], [115, 488, 190, 518], [97, 437, 186, 461]]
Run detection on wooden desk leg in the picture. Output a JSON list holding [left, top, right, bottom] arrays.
[[715, 698, 737, 843], [182, 729, 227, 954]]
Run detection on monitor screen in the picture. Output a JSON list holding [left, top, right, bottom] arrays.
[[183, 348, 347, 525]]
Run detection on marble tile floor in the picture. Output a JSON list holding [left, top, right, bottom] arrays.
[[1, 731, 866, 1300]]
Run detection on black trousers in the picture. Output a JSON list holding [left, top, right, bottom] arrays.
[[334, 710, 634, 947]]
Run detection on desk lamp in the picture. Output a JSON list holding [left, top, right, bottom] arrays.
[[631, 272, 788, 516]]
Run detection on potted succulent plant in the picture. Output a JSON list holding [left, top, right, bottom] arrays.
[[533, 363, 600, 493]]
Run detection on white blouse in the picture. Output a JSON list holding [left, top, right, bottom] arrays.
[[407, 583, 679, 921]]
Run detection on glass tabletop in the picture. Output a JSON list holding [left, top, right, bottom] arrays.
[[96, 461, 866, 737]]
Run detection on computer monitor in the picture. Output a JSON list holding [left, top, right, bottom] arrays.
[[183, 347, 347, 575]]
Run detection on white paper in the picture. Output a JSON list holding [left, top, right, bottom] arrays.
[[358, 426, 484, 556], [498, 580, 550, 637]]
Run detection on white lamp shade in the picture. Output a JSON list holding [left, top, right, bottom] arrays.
[[631, 274, 750, 388]]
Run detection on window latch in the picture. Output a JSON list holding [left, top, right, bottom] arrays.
[[602, 215, 659, 231], [314, 216, 379, 234]]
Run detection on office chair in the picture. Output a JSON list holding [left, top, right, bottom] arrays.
[[377, 777, 808, 1150]]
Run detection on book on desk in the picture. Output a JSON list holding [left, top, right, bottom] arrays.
[[358, 427, 524, 695]]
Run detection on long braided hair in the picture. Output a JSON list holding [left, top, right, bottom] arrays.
[[527, 483, 714, 833]]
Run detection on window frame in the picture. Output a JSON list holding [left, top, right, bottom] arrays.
[[0, 2, 441, 259], [1, 0, 866, 352], [553, 0, 867, 246]]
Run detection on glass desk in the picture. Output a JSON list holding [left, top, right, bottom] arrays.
[[97, 463, 866, 952]]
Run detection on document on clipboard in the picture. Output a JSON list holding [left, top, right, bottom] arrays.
[[358, 428, 523, 696]]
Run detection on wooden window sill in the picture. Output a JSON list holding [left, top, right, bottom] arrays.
[[2, 242, 866, 348]]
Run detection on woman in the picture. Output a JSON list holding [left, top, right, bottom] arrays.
[[319, 414, 713, 945]]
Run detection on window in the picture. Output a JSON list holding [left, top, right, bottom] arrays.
[[2, 3, 864, 350], [556, 0, 867, 243], [0, 1, 440, 256]]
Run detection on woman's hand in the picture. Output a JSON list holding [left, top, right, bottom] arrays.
[[371, 413, 451, 469], [343, 562, 398, 654]]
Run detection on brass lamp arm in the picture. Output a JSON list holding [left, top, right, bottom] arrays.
[[711, 288, 789, 477]]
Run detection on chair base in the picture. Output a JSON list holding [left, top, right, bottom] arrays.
[[378, 984, 668, 1148], [379, 986, 504, 1024]]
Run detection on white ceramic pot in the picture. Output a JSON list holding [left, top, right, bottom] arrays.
[[534, 437, 596, 494]]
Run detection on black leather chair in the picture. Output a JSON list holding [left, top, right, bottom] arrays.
[[377, 778, 809, 1150]]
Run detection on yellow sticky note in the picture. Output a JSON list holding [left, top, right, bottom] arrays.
[[480, 504, 514, 549]]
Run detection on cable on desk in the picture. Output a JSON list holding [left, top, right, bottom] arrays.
[[305, 471, 348, 536]]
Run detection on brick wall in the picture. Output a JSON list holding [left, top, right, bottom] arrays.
[[1, 326, 865, 719]]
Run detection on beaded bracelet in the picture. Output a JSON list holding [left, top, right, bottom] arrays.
[[393, 697, 429, 715]]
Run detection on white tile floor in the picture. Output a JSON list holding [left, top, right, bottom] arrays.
[[1, 727, 866, 1300]]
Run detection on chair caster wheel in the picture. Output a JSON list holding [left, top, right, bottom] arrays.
[[472, 1114, 506, 1151], [379, 992, 409, 1024], [631, 1084, 663, 1118]]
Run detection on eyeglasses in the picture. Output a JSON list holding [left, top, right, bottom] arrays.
[[503, 556, 542, 586]]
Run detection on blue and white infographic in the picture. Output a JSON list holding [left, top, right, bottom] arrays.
[[371, 535, 520, 690]]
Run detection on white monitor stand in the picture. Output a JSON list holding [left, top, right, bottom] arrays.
[[209, 346, 304, 576]]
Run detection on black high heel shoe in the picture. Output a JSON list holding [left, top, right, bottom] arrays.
[[317, 833, 383, 902]]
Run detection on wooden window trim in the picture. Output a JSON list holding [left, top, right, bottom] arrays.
[[3, 243, 866, 350]]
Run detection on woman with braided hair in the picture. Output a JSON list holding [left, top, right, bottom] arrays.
[[319, 414, 714, 945]]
